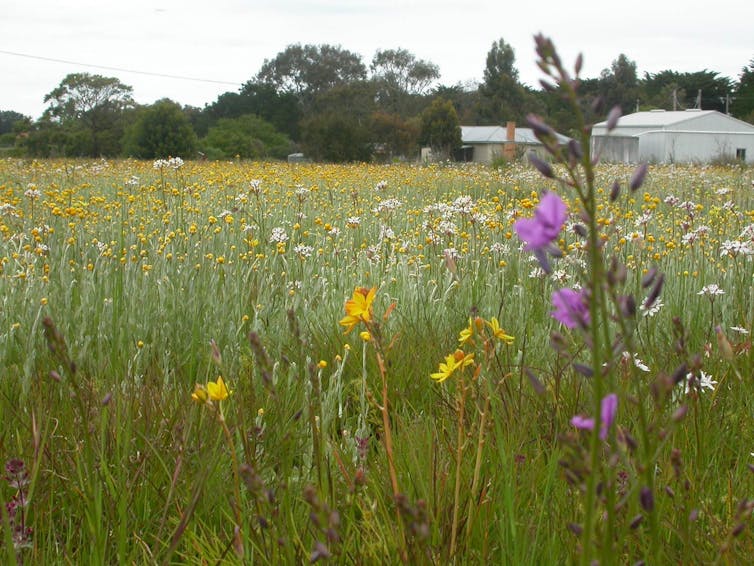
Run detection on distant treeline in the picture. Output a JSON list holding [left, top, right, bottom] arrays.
[[2, 41, 753, 162]]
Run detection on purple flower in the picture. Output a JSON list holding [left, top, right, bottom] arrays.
[[514, 192, 567, 251], [551, 288, 590, 329], [571, 393, 618, 440]]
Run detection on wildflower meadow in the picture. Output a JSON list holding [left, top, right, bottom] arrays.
[[2, 40, 754, 565]]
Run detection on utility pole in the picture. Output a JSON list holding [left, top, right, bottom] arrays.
[[672, 88, 678, 111], [695, 89, 702, 109]]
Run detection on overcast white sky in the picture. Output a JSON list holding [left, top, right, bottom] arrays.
[[2, 0, 753, 119]]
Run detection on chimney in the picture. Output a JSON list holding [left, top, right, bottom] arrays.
[[504, 121, 516, 161]]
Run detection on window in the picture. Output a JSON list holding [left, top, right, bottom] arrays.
[[736, 148, 746, 161]]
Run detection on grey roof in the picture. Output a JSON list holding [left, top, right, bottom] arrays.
[[594, 109, 715, 128], [461, 125, 570, 145]]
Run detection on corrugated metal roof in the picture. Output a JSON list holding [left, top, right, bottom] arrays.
[[594, 109, 716, 128], [461, 126, 569, 145]]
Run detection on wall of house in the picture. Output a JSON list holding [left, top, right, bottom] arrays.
[[592, 136, 639, 163], [638, 131, 754, 164]]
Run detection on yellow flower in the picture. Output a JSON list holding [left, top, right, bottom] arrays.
[[207, 376, 231, 401], [339, 286, 377, 333], [430, 350, 475, 383], [191, 384, 209, 404], [487, 317, 514, 345], [359, 330, 372, 342], [458, 318, 474, 346]]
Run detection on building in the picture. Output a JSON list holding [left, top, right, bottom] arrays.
[[592, 109, 754, 164], [460, 123, 570, 163]]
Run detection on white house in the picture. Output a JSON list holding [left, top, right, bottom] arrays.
[[592, 109, 754, 164], [460, 124, 570, 163]]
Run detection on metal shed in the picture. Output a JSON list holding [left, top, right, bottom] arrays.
[[460, 125, 570, 163], [592, 109, 754, 164]]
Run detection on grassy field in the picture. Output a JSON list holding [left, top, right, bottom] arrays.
[[1, 156, 754, 564]]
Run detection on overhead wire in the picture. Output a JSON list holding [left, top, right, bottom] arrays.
[[0, 49, 243, 86]]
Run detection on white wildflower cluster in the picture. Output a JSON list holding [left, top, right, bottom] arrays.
[[715, 187, 731, 196], [528, 266, 546, 279], [126, 176, 140, 187], [294, 185, 310, 200], [326, 225, 341, 237], [249, 179, 262, 194], [346, 216, 361, 228], [663, 195, 680, 207], [698, 284, 724, 296], [379, 225, 395, 241], [437, 220, 458, 236], [634, 212, 653, 227], [374, 180, 388, 191], [423, 202, 454, 220], [551, 269, 570, 284], [372, 198, 402, 214], [0, 203, 18, 216], [443, 247, 461, 260], [730, 325, 749, 335], [153, 157, 184, 170], [451, 195, 474, 214], [722, 200, 737, 212], [269, 227, 289, 244], [489, 242, 509, 254], [470, 212, 490, 225], [720, 239, 754, 258], [681, 225, 710, 245], [24, 184, 41, 200], [218, 210, 233, 219]]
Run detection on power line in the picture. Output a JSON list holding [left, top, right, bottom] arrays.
[[0, 49, 243, 87]]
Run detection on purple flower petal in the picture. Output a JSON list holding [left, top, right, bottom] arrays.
[[514, 192, 567, 251], [571, 415, 595, 431], [551, 288, 590, 329]]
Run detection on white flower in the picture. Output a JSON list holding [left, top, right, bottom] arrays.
[[443, 247, 461, 260], [730, 326, 749, 335], [269, 227, 288, 244], [374, 180, 388, 191], [623, 351, 650, 372], [293, 244, 314, 258], [346, 216, 361, 227], [684, 371, 717, 394], [640, 298, 664, 317], [698, 284, 724, 296]]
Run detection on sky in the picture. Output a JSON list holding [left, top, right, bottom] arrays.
[[2, 0, 753, 120]]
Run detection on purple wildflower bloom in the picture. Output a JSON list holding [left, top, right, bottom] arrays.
[[514, 191, 567, 251], [571, 393, 618, 440], [551, 288, 590, 329]]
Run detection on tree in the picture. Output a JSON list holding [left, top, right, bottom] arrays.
[[42, 73, 134, 156], [257, 44, 367, 108], [731, 58, 754, 122], [123, 99, 197, 159], [370, 48, 439, 113], [419, 97, 461, 159], [370, 111, 420, 161], [599, 54, 640, 114], [202, 115, 292, 160], [0, 111, 27, 135], [640, 69, 732, 112], [478, 38, 528, 123], [296, 81, 376, 162], [300, 112, 372, 162]]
